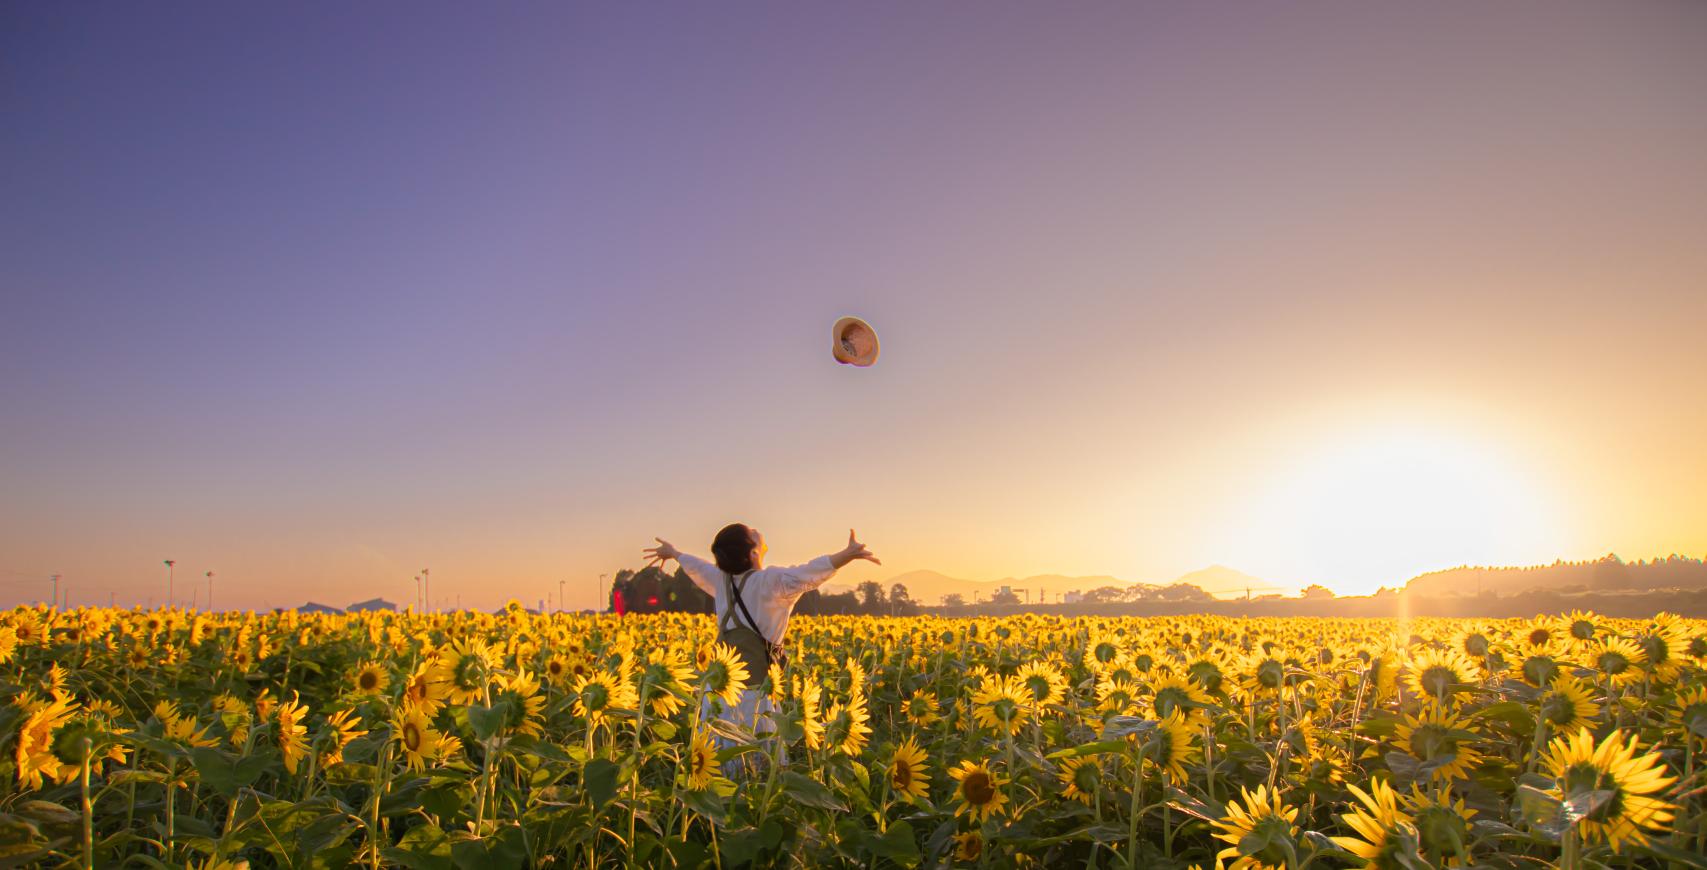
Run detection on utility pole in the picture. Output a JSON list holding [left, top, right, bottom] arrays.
[[164, 560, 175, 608], [558, 579, 565, 614], [50, 574, 60, 609], [421, 568, 430, 614], [206, 571, 214, 612]]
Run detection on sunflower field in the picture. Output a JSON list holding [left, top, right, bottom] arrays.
[[4, 605, 1707, 869]]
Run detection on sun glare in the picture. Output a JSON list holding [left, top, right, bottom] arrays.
[[1223, 427, 1571, 597]]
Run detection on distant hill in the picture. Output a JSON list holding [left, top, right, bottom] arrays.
[[831, 565, 1278, 605], [1404, 554, 1707, 597], [1173, 565, 1291, 598]]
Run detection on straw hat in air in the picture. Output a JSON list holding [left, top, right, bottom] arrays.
[[832, 316, 880, 367]]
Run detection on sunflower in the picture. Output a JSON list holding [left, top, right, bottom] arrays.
[[1238, 649, 1290, 698], [903, 690, 940, 727], [84, 698, 125, 724], [1129, 643, 1167, 677], [1095, 677, 1142, 717], [1210, 784, 1301, 870], [1404, 647, 1480, 701], [1361, 648, 1400, 704], [1291, 713, 1351, 786], [394, 705, 444, 771], [1086, 630, 1125, 669], [1330, 779, 1413, 870], [972, 675, 1029, 736], [1633, 621, 1687, 684], [42, 663, 68, 697], [952, 831, 983, 863], [1139, 709, 1201, 785], [1014, 661, 1067, 709], [797, 677, 826, 751], [401, 661, 448, 717], [844, 656, 868, 694], [1509, 640, 1565, 688], [253, 689, 276, 724], [15, 695, 77, 789], [1147, 673, 1211, 727], [822, 692, 872, 757], [1100, 654, 1143, 687], [48, 713, 125, 781], [636, 647, 694, 718], [1058, 755, 1101, 805], [1452, 625, 1496, 663], [948, 760, 1008, 821], [571, 670, 637, 727], [276, 695, 310, 774], [1186, 653, 1227, 696], [1559, 610, 1600, 643], [432, 638, 498, 705], [212, 694, 250, 747], [698, 642, 751, 707], [1401, 785, 1475, 865], [492, 668, 546, 737], [1674, 685, 1707, 742], [351, 661, 388, 696], [685, 728, 718, 791], [321, 708, 366, 767], [1540, 727, 1676, 852], [543, 653, 574, 686], [1393, 703, 1482, 783], [1590, 636, 1647, 688], [1537, 673, 1599, 734], [156, 700, 217, 748], [1522, 617, 1563, 651], [888, 736, 931, 801]]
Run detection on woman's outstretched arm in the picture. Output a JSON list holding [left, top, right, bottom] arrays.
[[775, 530, 881, 598], [643, 538, 718, 596]]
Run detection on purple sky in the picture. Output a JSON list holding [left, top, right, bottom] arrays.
[[4, 3, 1706, 610]]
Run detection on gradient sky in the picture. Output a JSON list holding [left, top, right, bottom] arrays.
[[4, 2, 1705, 611]]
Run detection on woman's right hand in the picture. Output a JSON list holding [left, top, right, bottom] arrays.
[[643, 538, 680, 570]]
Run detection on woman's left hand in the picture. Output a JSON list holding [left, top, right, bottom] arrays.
[[643, 538, 680, 570], [835, 529, 880, 567]]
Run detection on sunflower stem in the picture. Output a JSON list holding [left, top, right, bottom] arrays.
[[1560, 823, 1581, 870], [1126, 741, 1146, 870], [79, 737, 93, 870]]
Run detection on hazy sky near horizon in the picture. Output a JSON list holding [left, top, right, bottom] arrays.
[[4, 2, 1706, 610]]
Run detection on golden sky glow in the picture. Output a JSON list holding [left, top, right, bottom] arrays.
[[3, 3, 1705, 610]]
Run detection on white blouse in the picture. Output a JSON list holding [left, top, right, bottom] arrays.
[[678, 553, 840, 646]]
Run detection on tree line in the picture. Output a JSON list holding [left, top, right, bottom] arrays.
[[606, 566, 923, 617]]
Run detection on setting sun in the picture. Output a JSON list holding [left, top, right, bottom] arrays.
[[1223, 426, 1573, 597]]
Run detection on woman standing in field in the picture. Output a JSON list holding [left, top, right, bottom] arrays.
[[643, 525, 879, 736]]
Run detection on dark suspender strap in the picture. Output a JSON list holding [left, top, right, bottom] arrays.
[[726, 570, 769, 647]]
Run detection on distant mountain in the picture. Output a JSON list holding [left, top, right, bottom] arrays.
[[830, 565, 1278, 605], [1173, 565, 1285, 598]]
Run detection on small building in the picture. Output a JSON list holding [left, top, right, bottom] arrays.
[[290, 602, 343, 615]]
